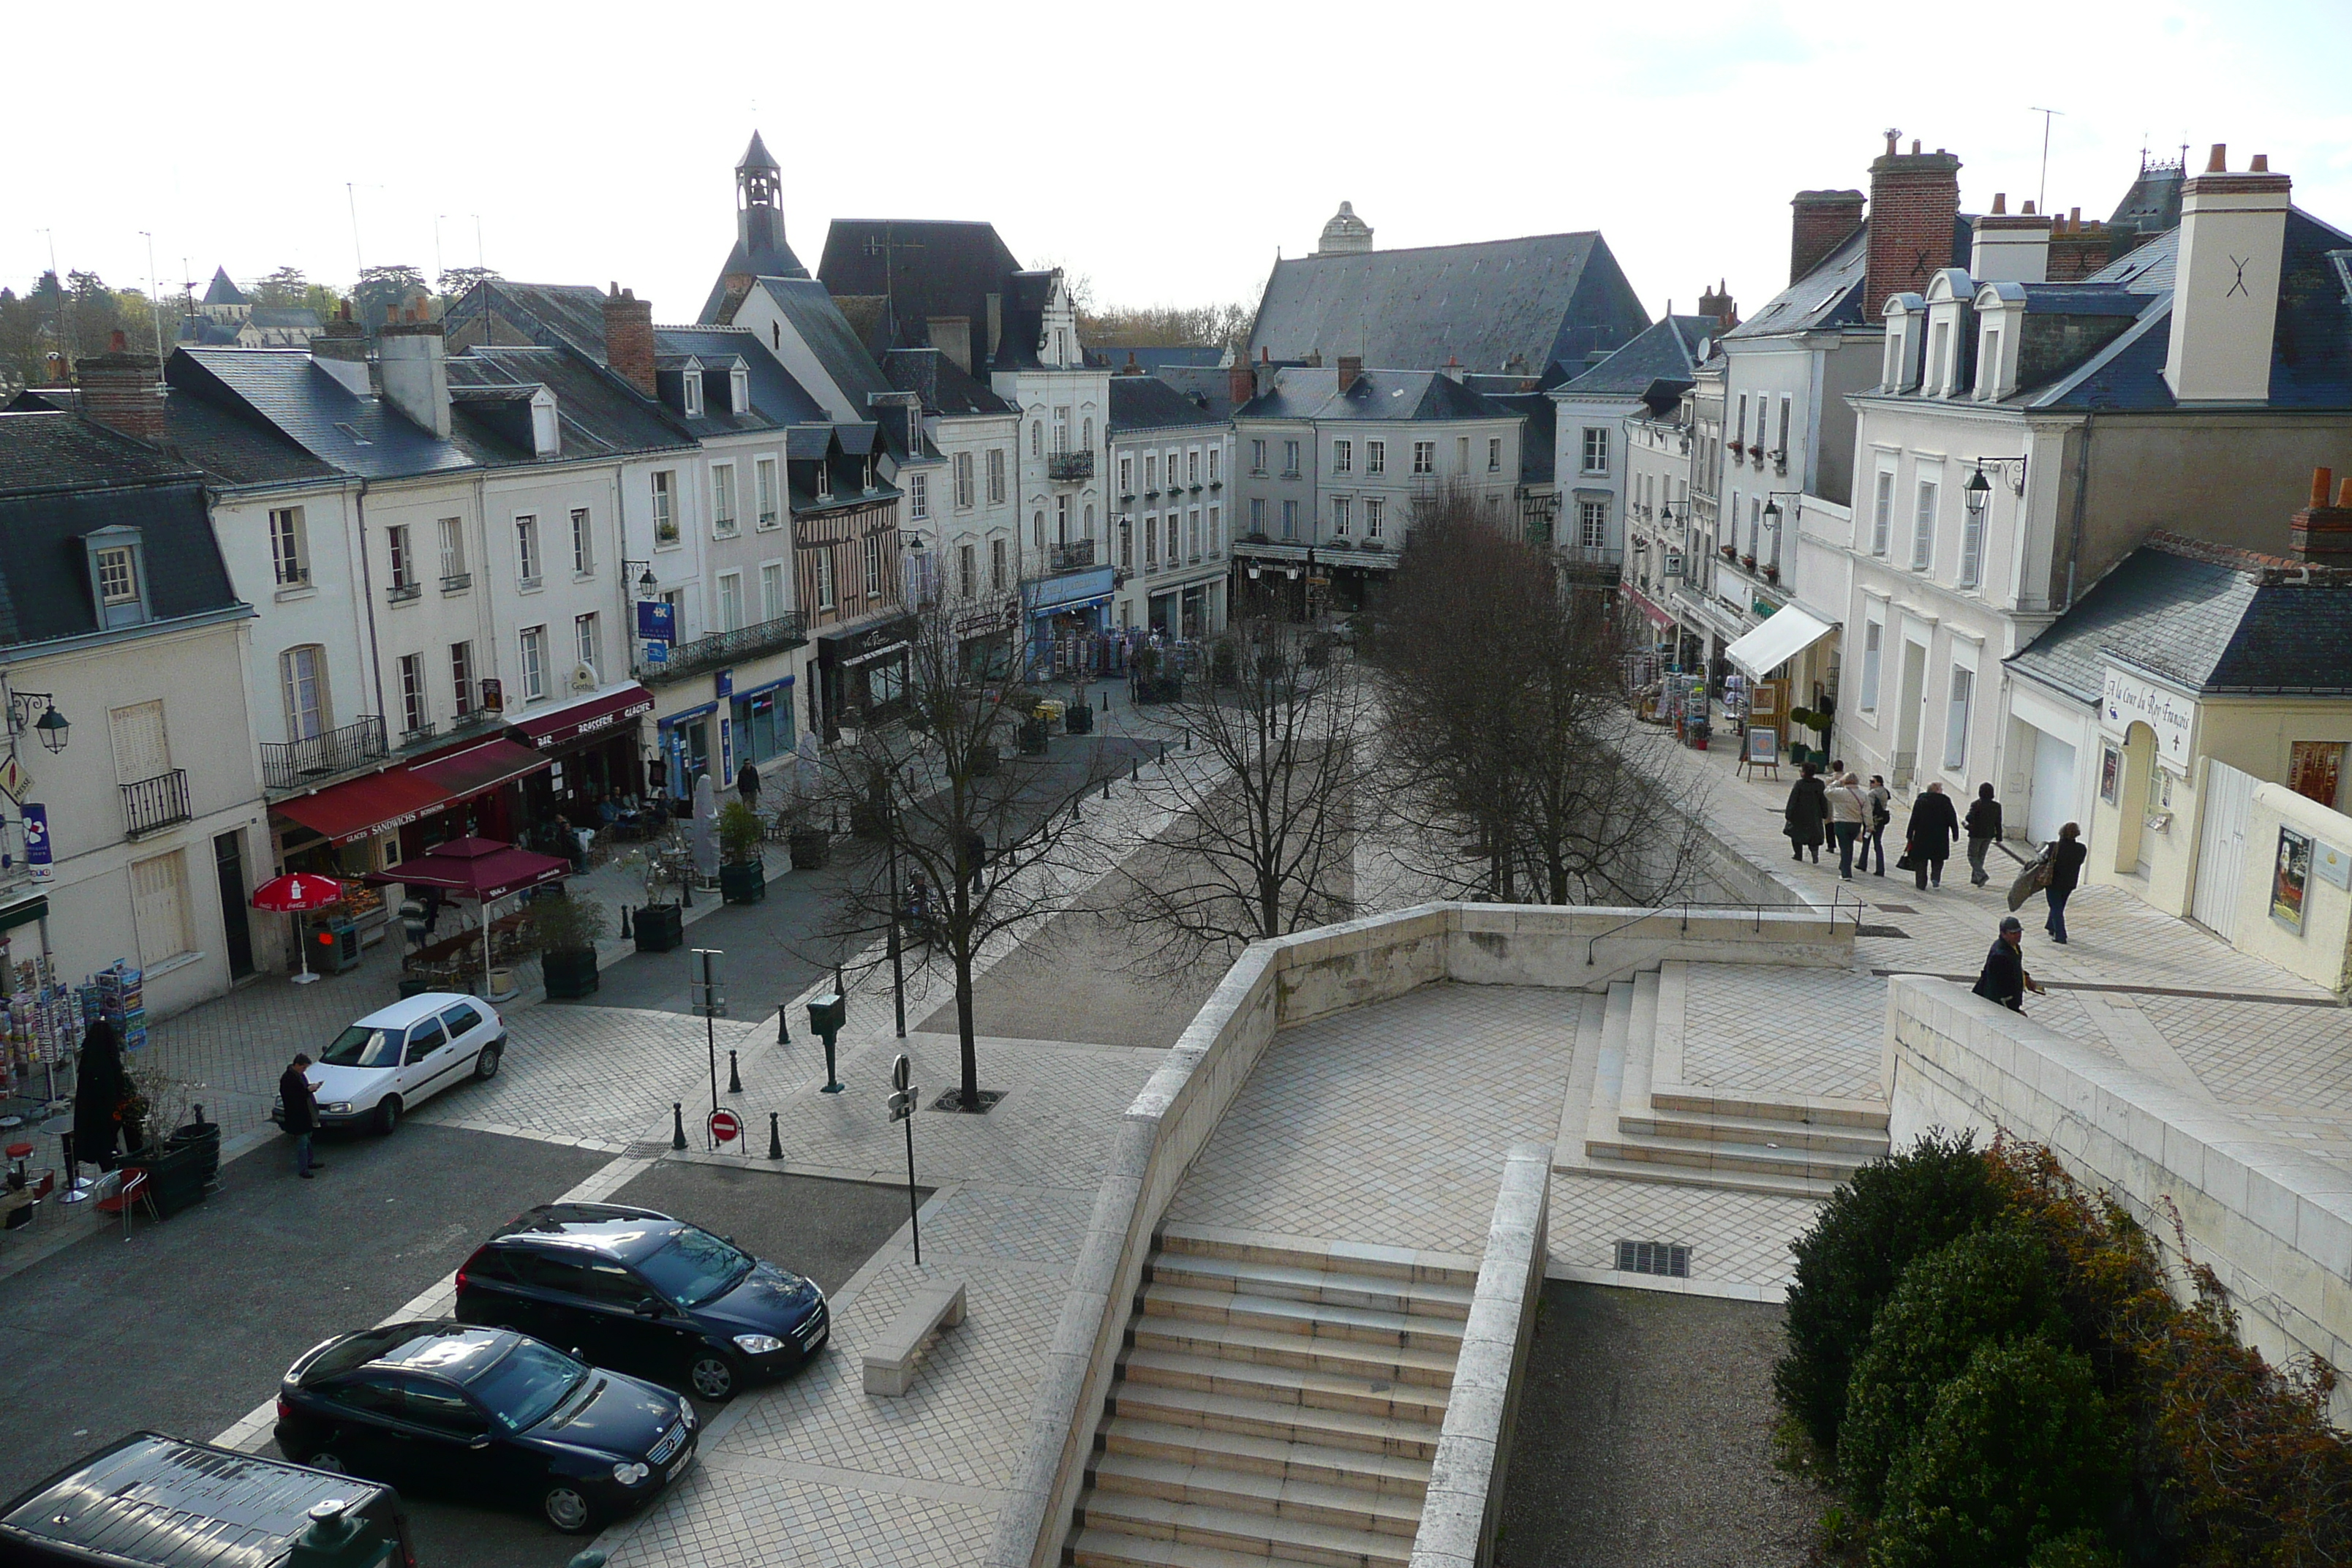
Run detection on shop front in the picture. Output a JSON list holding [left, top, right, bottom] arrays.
[[647, 668, 799, 807], [508, 682, 655, 848], [1025, 566, 1115, 676], [815, 619, 914, 744], [1147, 581, 1219, 640]]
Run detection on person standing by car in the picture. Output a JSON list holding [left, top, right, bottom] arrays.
[[280, 1052, 323, 1179], [1827, 772, 1868, 881], [2045, 821, 2088, 944], [1862, 775, 1893, 876], [1904, 781, 1961, 890], [1964, 783, 2004, 887], [1782, 764, 1828, 864]]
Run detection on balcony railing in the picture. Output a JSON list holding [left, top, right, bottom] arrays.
[[634, 611, 810, 685], [1046, 450, 1094, 482], [263, 716, 390, 793], [1047, 539, 1097, 573], [1558, 544, 1626, 573], [122, 769, 192, 840]]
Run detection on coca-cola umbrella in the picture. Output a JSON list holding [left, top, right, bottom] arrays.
[[252, 873, 348, 984]]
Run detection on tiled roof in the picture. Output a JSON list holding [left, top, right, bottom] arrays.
[[1558, 314, 1718, 397], [1235, 366, 1512, 423], [1109, 375, 1226, 434]]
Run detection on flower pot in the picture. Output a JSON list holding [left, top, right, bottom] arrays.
[[634, 902, 685, 953], [969, 745, 1001, 778], [167, 1122, 220, 1190], [543, 946, 600, 999], [720, 860, 767, 905], [788, 826, 832, 870], [133, 1137, 214, 1218]]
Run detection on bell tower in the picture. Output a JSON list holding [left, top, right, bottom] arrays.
[[737, 130, 786, 265]]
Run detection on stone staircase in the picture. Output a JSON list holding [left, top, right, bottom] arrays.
[[1066, 1224, 1480, 1568], [1571, 964, 1890, 1199]]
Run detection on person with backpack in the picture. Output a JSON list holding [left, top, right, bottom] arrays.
[[1964, 783, 2004, 887], [1827, 772, 1869, 881], [1862, 775, 1893, 876]]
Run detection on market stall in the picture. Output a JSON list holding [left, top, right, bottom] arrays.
[[362, 837, 569, 1000]]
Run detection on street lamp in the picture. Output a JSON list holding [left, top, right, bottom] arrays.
[[1963, 465, 1992, 522], [34, 708, 68, 754], [7, 692, 67, 753]]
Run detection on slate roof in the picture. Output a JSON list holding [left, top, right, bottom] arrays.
[[2007, 536, 2352, 699], [4, 385, 342, 486], [1109, 376, 1228, 434], [1485, 391, 1556, 485], [990, 272, 1062, 372], [758, 278, 900, 415], [655, 325, 829, 426], [740, 130, 780, 173], [445, 281, 612, 360], [1235, 366, 1512, 423], [1152, 366, 1239, 421], [203, 268, 246, 307], [448, 345, 691, 456], [0, 409, 196, 493], [177, 317, 243, 346], [2108, 158, 2185, 236], [249, 308, 323, 332], [1245, 232, 1650, 380], [1557, 314, 1719, 398], [816, 220, 1023, 360], [881, 348, 1013, 418], [1091, 345, 1226, 374]]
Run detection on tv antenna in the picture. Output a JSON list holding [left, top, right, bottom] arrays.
[[2031, 106, 2065, 214]]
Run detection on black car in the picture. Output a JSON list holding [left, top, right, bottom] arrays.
[[274, 1320, 695, 1534], [453, 1202, 829, 1402]]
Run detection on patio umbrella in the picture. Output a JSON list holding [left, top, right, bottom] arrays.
[[362, 838, 570, 995], [251, 872, 347, 985]]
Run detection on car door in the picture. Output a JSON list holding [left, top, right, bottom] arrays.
[[510, 1252, 603, 1363], [397, 1017, 459, 1106], [320, 1373, 421, 1482], [398, 1376, 505, 1499], [440, 1002, 489, 1067]]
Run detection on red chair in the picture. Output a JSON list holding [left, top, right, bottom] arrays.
[[94, 1167, 159, 1239]]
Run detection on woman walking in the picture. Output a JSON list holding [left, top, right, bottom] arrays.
[[1904, 781, 1961, 889], [1828, 772, 1868, 881], [1964, 783, 2003, 886], [2045, 822, 2088, 943], [1783, 763, 1828, 864], [1862, 775, 1893, 876]]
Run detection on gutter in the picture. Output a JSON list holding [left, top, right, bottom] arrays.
[[2064, 411, 2094, 608], [353, 477, 388, 725]]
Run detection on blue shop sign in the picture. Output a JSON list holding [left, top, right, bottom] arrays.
[[636, 600, 676, 644]]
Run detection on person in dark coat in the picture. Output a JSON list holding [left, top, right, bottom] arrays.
[[962, 829, 987, 894], [71, 1019, 124, 1174], [1904, 782, 1961, 889], [1782, 764, 1829, 864], [2045, 821, 2088, 944], [1972, 916, 2046, 1012], [736, 760, 761, 813], [1963, 783, 2003, 886], [279, 1052, 324, 1179]]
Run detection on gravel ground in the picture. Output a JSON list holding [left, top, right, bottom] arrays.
[[1498, 1282, 1825, 1568]]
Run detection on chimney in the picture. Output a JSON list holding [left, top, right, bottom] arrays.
[[309, 299, 372, 394], [1865, 132, 1963, 322], [1790, 189, 1866, 283], [602, 284, 656, 397], [378, 320, 451, 439], [80, 331, 166, 444], [2163, 145, 2291, 404], [1337, 354, 1362, 393], [1229, 362, 1258, 408], [2290, 467, 2352, 568], [1439, 355, 1464, 385], [1698, 279, 1737, 328], [1970, 192, 2053, 283]]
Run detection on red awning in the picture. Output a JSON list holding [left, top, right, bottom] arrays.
[[274, 769, 455, 846], [362, 837, 570, 902], [410, 738, 551, 798], [511, 683, 656, 752]]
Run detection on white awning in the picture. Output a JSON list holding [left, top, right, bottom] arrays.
[[1724, 604, 1836, 680]]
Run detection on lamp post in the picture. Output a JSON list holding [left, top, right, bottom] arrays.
[[4, 691, 67, 754]]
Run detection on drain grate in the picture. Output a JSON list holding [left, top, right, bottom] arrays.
[[1616, 1240, 1691, 1278], [1871, 902, 1918, 913], [1855, 924, 1910, 938]]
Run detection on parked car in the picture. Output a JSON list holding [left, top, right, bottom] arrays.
[[454, 1202, 829, 1402], [271, 993, 505, 1137], [0, 1431, 415, 1567], [274, 1321, 693, 1535]]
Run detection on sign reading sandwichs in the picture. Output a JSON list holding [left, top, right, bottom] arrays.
[[2099, 663, 2197, 775]]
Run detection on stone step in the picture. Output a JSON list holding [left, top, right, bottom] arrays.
[[1129, 1319, 1458, 1390], [1071, 1529, 1337, 1568], [1621, 1107, 1891, 1156], [1140, 1284, 1468, 1354], [1146, 1251, 1474, 1322], [1101, 1416, 1430, 1500], [1088, 1451, 1424, 1537], [1650, 1085, 1889, 1129], [1118, 1349, 1452, 1425], [1107, 1380, 1444, 1461], [1155, 1224, 1481, 1292], [1578, 981, 1637, 1175], [1616, 970, 1661, 1128], [1585, 1126, 1877, 1183], [1074, 1490, 1413, 1568], [1565, 1149, 1847, 1201]]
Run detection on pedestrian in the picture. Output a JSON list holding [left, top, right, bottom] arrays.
[[71, 1019, 125, 1175], [280, 1052, 324, 1179], [962, 828, 987, 894], [2044, 821, 2088, 944], [1964, 783, 2003, 886], [1863, 774, 1893, 876], [1971, 915, 2048, 1014], [1904, 780, 1961, 889], [1783, 764, 1828, 864], [1827, 772, 1868, 880], [736, 758, 761, 814]]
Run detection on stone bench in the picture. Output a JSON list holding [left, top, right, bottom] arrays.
[[862, 1278, 967, 1396]]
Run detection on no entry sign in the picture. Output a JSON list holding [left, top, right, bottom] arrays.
[[708, 1109, 742, 1145]]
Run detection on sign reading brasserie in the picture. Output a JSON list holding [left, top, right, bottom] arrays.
[[2099, 665, 2197, 775]]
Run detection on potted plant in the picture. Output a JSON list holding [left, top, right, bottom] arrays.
[[718, 801, 766, 903], [1721, 543, 1738, 559], [629, 849, 685, 953], [124, 1066, 212, 1217], [785, 805, 832, 868], [529, 890, 608, 998], [1763, 563, 1780, 583]]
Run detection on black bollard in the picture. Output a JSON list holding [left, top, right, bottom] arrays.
[[728, 1049, 743, 1095], [777, 1006, 791, 1046], [682, 878, 694, 909], [619, 905, 633, 940], [766, 1110, 783, 1160], [192, 1103, 206, 1128], [671, 1101, 687, 1151], [1100, 690, 1108, 712]]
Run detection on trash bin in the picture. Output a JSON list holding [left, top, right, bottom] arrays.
[[312, 919, 362, 975]]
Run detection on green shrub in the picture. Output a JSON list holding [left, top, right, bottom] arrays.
[[1776, 1129, 2009, 1455], [1839, 1225, 2074, 1515], [1870, 1337, 2125, 1568], [2026, 1529, 2124, 1568]]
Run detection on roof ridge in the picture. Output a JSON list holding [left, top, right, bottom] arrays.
[[1277, 230, 1602, 263]]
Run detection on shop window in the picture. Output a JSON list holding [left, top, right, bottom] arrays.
[[281, 646, 327, 741]]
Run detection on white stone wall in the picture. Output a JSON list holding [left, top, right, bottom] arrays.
[[211, 480, 369, 753], [1108, 420, 1232, 632]]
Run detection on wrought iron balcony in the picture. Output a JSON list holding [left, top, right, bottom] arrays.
[[122, 769, 192, 840], [262, 716, 390, 793], [1558, 544, 1626, 573], [1047, 538, 1097, 573], [1046, 450, 1094, 482], [634, 611, 810, 685]]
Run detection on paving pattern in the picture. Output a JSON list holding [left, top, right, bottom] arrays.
[[1677, 965, 1888, 1099], [1545, 1172, 1820, 1297]]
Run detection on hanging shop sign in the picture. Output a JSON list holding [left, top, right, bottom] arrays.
[[2099, 665, 2196, 776]]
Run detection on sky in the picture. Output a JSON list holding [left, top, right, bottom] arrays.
[[12, 0, 2352, 335]]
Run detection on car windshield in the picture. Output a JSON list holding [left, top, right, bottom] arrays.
[[464, 1338, 588, 1432], [320, 1025, 404, 1068], [636, 1227, 754, 1308]]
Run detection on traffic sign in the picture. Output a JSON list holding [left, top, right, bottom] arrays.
[[708, 1109, 742, 1144], [891, 1053, 912, 1093]]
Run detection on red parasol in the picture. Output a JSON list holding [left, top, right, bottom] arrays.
[[252, 873, 347, 913]]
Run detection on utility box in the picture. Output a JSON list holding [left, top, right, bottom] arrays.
[[312, 919, 362, 975], [807, 992, 845, 1038]]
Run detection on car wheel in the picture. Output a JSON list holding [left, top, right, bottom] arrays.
[[540, 1481, 598, 1534], [371, 1096, 402, 1136], [687, 1352, 740, 1401], [475, 1039, 503, 1080], [305, 1449, 347, 1474]]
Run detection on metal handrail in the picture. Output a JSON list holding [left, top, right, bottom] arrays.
[[262, 716, 390, 792], [635, 611, 809, 683], [1583, 886, 1862, 966]]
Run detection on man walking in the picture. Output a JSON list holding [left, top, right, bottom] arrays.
[[736, 759, 761, 815], [1862, 775, 1893, 876], [1904, 781, 1961, 890], [1964, 783, 2003, 887], [2045, 821, 2088, 943], [1828, 772, 1868, 881], [280, 1052, 323, 1179], [1972, 915, 2046, 1014]]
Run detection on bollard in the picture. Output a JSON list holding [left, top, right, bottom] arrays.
[[671, 1101, 687, 1151], [619, 905, 633, 940], [778, 1006, 791, 1046], [767, 1110, 783, 1160], [1072, 796, 1082, 823], [728, 1048, 743, 1095], [1103, 775, 1112, 800], [682, 878, 694, 909], [1100, 690, 1108, 712]]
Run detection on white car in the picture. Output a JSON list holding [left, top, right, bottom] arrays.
[[274, 992, 507, 1137]]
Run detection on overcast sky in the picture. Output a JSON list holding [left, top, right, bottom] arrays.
[[13, 0, 2350, 335]]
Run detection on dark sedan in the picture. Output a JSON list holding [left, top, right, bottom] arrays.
[[453, 1202, 829, 1401], [274, 1321, 696, 1534]]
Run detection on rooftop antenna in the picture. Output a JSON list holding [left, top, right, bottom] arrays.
[[37, 228, 69, 369], [140, 231, 167, 375], [433, 214, 447, 290], [472, 214, 484, 270], [2030, 106, 2064, 214], [346, 182, 365, 273]]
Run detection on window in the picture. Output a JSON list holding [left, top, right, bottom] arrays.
[[1207, 505, 1220, 555], [717, 571, 742, 633], [1958, 489, 1985, 589], [386, 526, 415, 589], [1118, 523, 1133, 570], [1188, 509, 1201, 559], [1580, 500, 1607, 550], [1928, 321, 1950, 393], [761, 561, 786, 621], [1488, 436, 1503, 472], [1055, 494, 1069, 543], [515, 515, 540, 586], [1249, 497, 1264, 533], [399, 654, 427, 735], [1944, 666, 1974, 770], [1333, 438, 1352, 474], [129, 851, 192, 965], [1250, 437, 1266, 473], [1872, 470, 1894, 556], [281, 647, 325, 739], [1085, 502, 1096, 540], [955, 451, 976, 508], [813, 459, 832, 502], [451, 641, 474, 717], [1735, 394, 1748, 445], [1052, 407, 1069, 453], [1186, 449, 1200, 486], [731, 366, 749, 413], [1082, 416, 1093, 449], [864, 532, 883, 598], [1977, 328, 2001, 399], [1145, 515, 1159, 567], [1776, 397, 1791, 458], [519, 626, 547, 700], [908, 471, 928, 521], [1859, 622, 1881, 711], [958, 543, 976, 597], [1367, 439, 1386, 476], [1145, 453, 1158, 491], [1282, 439, 1300, 476], [269, 508, 306, 585], [1457, 435, 1469, 470], [570, 508, 593, 576], [1333, 496, 1352, 536], [682, 372, 704, 418], [95, 545, 137, 607], [652, 470, 677, 543], [1412, 441, 1436, 475], [572, 613, 599, 676], [990, 538, 1006, 592], [1365, 497, 1384, 539], [1166, 448, 1180, 489], [1911, 478, 1938, 571], [712, 465, 738, 534], [987, 448, 1005, 503], [1032, 510, 1044, 550], [1118, 455, 1133, 494], [1208, 446, 1220, 483], [438, 517, 467, 585], [1281, 500, 1298, 540]]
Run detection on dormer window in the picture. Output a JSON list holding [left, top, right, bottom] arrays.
[[683, 374, 704, 418], [1975, 327, 2002, 400], [731, 366, 750, 413], [97, 548, 135, 604], [1883, 323, 1907, 389], [864, 456, 876, 491], [83, 526, 151, 629], [1926, 321, 1950, 395], [815, 461, 832, 502]]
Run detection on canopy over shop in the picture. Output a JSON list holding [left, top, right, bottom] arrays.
[[362, 837, 570, 996], [507, 682, 655, 847], [814, 619, 913, 744]]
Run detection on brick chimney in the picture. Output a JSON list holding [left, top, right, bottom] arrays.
[[1336, 354, 1362, 393], [1790, 189, 1865, 284], [2291, 467, 2352, 568], [1229, 361, 1258, 408], [80, 331, 165, 444], [602, 284, 656, 397], [1970, 193, 2053, 283], [1865, 133, 1963, 323], [2045, 209, 2114, 282], [2163, 145, 2291, 404], [1697, 279, 1737, 329]]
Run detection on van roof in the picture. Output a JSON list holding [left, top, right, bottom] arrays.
[[0, 1433, 393, 1567]]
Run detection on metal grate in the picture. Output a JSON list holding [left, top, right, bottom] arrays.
[[1855, 924, 1910, 939], [1616, 1240, 1691, 1278]]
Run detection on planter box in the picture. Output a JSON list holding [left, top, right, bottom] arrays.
[[1018, 720, 1049, 755], [970, 745, 1001, 777], [720, 861, 767, 905], [133, 1137, 214, 1218], [788, 827, 832, 870], [634, 902, 685, 953], [543, 946, 600, 999], [1064, 700, 1093, 735]]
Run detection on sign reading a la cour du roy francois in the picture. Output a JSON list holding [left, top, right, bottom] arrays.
[[2098, 662, 2198, 777]]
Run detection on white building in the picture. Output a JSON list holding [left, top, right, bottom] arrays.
[[1107, 374, 1233, 636], [1548, 308, 1718, 584], [990, 270, 1115, 670], [881, 347, 1021, 657]]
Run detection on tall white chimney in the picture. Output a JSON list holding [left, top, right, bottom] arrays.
[[1970, 193, 2052, 284], [379, 318, 451, 438], [2163, 145, 2291, 404]]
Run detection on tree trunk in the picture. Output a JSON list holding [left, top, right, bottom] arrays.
[[954, 944, 979, 1111]]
